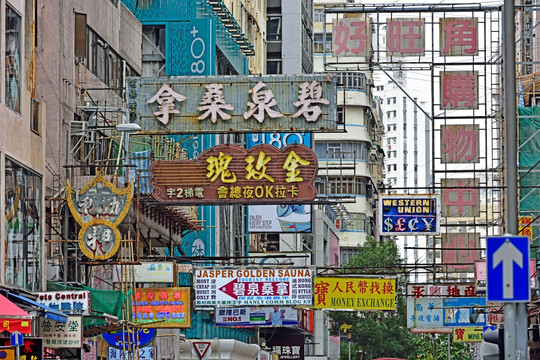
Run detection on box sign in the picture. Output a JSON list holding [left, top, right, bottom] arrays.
[[36, 291, 91, 315], [194, 267, 313, 306], [313, 277, 396, 310], [266, 331, 304, 360], [113, 262, 174, 283], [102, 328, 156, 349], [453, 327, 484, 342], [128, 75, 337, 133], [39, 316, 82, 348], [215, 307, 298, 327], [407, 297, 487, 328], [379, 194, 440, 235], [407, 283, 478, 298], [150, 144, 318, 205], [133, 288, 191, 328]]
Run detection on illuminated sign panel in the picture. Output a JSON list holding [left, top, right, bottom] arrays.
[[150, 143, 318, 205], [127, 75, 337, 133], [133, 288, 191, 328], [313, 277, 396, 310], [379, 194, 440, 235], [193, 267, 313, 307], [215, 307, 299, 327]]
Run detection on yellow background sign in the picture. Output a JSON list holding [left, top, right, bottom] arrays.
[[519, 216, 533, 241], [313, 277, 396, 310], [453, 327, 483, 342]]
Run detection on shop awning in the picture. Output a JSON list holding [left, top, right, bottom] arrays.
[[0, 293, 32, 333], [8, 292, 68, 323]]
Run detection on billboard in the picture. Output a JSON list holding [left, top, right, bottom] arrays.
[[313, 277, 396, 310], [379, 194, 440, 235], [150, 144, 318, 205], [133, 288, 191, 328], [127, 75, 337, 133], [266, 331, 304, 360], [247, 132, 312, 233], [193, 267, 313, 306], [215, 307, 299, 327]]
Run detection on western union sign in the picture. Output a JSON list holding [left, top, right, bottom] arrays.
[[313, 277, 396, 311]]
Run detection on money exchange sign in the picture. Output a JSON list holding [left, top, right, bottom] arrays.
[[150, 144, 318, 205], [379, 194, 440, 235], [313, 277, 396, 310], [194, 268, 313, 306]]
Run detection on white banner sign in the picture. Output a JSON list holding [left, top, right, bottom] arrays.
[[36, 291, 91, 315], [39, 316, 83, 348], [109, 347, 154, 360], [194, 268, 313, 306], [113, 262, 175, 283]]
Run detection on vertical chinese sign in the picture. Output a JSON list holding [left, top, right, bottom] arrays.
[[66, 168, 133, 260]]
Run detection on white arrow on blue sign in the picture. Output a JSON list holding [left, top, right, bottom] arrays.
[[487, 236, 530, 302], [10, 331, 23, 346]]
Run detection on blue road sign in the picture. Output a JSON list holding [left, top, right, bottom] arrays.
[[10, 331, 23, 346], [487, 236, 530, 302]]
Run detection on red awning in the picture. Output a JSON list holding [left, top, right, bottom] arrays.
[[0, 293, 32, 333]]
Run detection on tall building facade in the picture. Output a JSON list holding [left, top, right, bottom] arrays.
[[1, 0, 46, 292], [313, 1, 385, 264], [373, 72, 432, 283]]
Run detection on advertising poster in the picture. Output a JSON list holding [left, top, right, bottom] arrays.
[[133, 288, 190, 328], [194, 267, 313, 306], [313, 277, 396, 310], [215, 307, 298, 327]]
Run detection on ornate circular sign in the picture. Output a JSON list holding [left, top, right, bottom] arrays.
[[78, 219, 121, 260]]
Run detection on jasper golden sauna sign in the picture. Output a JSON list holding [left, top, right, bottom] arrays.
[[150, 143, 318, 204], [66, 169, 133, 260]]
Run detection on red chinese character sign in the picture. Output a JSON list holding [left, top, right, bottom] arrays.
[[386, 18, 425, 56], [441, 233, 481, 273], [441, 125, 480, 163], [150, 144, 318, 205], [440, 18, 478, 56], [440, 71, 479, 110], [66, 169, 133, 260], [332, 18, 371, 57], [442, 178, 480, 217]]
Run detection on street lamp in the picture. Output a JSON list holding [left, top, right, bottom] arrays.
[[347, 330, 352, 360]]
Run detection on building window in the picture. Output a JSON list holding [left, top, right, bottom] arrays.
[[5, 158, 42, 291], [387, 97, 396, 105], [267, 60, 282, 74], [268, 16, 282, 41], [314, 8, 325, 23], [314, 33, 332, 53], [30, 98, 40, 134], [6, 5, 21, 113], [75, 13, 87, 58]]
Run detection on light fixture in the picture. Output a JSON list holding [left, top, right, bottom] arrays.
[[116, 123, 141, 133]]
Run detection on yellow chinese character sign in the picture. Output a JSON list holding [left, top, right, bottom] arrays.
[[453, 327, 484, 342], [150, 144, 318, 205], [313, 277, 396, 311]]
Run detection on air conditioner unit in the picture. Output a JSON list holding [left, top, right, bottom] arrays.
[[366, 79, 374, 86]]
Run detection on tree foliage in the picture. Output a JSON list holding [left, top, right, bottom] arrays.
[[329, 237, 470, 360]]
